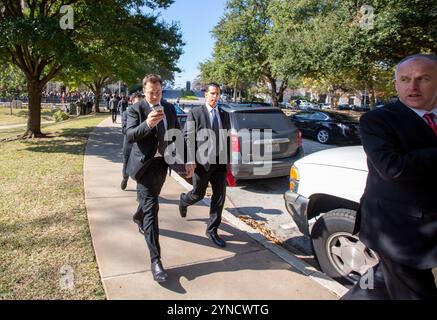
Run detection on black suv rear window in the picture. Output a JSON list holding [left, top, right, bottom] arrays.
[[233, 111, 292, 131]]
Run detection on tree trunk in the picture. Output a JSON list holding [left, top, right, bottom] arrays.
[[369, 80, 376, 110], [24, 80, 43, 138], [277, 80, 288, 105], [233, 85, 238, 103], [93, 85, 101, 113], [269, 78, 278, 107]]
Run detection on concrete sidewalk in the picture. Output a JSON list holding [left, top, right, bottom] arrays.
[[84, 117, 345, 300]]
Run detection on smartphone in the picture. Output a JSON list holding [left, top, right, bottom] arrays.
[[153, 105, 164, 113]]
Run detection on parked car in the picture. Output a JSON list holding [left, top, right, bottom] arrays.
[[283, 146, 379, 285], [220, 103, 304, 183], [320, 103, 332, 110], [352, 104, 370, 112], [298, 100, 316, 110], [336, 104, 353, 110], [174, 104, 188, 128], [289, 110, 361, 144]]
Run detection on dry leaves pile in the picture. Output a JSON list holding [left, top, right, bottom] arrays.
[[238, 215, 283, 245]]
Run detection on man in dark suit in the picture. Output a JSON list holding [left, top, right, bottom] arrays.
[[342, 54, 437, 300], [109, 94, 119, 123], [120, 92, 144, 190], [178, 83, 231, 248], [126, 74, 180, 282]]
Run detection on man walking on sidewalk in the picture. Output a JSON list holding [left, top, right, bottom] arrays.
[[126, 74, 180, 282], [179, 83, 231, 248], [120, 92, 143, 190], [109, 94, 119, 123]]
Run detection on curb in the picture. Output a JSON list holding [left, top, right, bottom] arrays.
[[170, 171, 348, 298]]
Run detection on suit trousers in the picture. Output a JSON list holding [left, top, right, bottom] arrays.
[[121, 137, 132, 180], [135, 157, 168, 263], [111, 109, 117, 123], [181, 163, 227, 233], [341, 253, 437, 300]]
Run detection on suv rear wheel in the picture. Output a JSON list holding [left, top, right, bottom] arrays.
[[310, 209, 379, 285]]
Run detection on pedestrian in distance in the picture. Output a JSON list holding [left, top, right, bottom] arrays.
[[179, 83, 231, 248], [118, 95, 129, 115], [341, 54, 437, 300], [109, 94, 119, 123], [126, 74, 181, 282], [120, 92, 144, 190]]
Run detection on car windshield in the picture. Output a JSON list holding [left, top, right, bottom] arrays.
[[234, 111, 292, 131]]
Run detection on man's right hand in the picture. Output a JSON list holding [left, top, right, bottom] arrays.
[[146, 110, 165, 128], [185, 163, 196, 179]]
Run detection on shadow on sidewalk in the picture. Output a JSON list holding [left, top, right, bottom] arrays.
[[148, 221, 304, 294]]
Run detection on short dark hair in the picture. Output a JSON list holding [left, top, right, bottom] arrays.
[[204, 82, 221, 93], [131, 91, 144, 100], [142, 74, 163, 87]]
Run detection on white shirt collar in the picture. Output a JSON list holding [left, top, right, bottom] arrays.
[[206, 103, 218, 113], [406, 106, 437, 119], [146, 99, 161, 108], [401, 100, 437, 119]]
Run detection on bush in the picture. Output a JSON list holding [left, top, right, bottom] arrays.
[[54, 110, 70, 122]]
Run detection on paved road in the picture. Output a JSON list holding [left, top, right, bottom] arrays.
[[226, 139, 337, 255], [0, 121, 55, 130]]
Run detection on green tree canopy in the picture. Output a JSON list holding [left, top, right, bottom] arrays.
[[0, 63, 26, 98], [204, 0, 435, 107], [0, 0, 183, 137], [268, 0, 436, 106]]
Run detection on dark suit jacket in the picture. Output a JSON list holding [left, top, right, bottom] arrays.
[[126, 100, 180, 180], [121, 107, 132, 158], [355, 100, 437, 269], [184, 105, 231, 169]]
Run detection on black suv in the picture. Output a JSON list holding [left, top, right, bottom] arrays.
[[220, 103, 304, 182]]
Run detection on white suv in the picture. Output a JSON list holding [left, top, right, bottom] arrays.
[[283, 146, 379, 285]]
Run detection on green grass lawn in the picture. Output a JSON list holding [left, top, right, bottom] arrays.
[[0, 114, 108, 300], [0, 106, 56, 127]]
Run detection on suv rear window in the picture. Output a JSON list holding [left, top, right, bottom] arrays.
[[233, 111, 292, 131]]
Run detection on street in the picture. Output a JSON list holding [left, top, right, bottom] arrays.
[[226, 139, 337, 256]]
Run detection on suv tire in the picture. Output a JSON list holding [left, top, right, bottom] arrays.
[[310, 209, 378, 285]]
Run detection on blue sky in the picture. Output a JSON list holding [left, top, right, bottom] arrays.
[[152, 0, 228, 87]]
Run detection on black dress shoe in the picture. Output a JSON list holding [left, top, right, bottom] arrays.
[[121, 177, 128, 190], [151, 260, 168, 282], [179, 193, 187, 218], [205, 231, 226, 248]]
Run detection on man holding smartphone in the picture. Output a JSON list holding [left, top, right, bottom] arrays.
[[126, 74, 180, 282]]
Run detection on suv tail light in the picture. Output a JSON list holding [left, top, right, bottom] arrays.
[[231, 134, 240, 152]]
